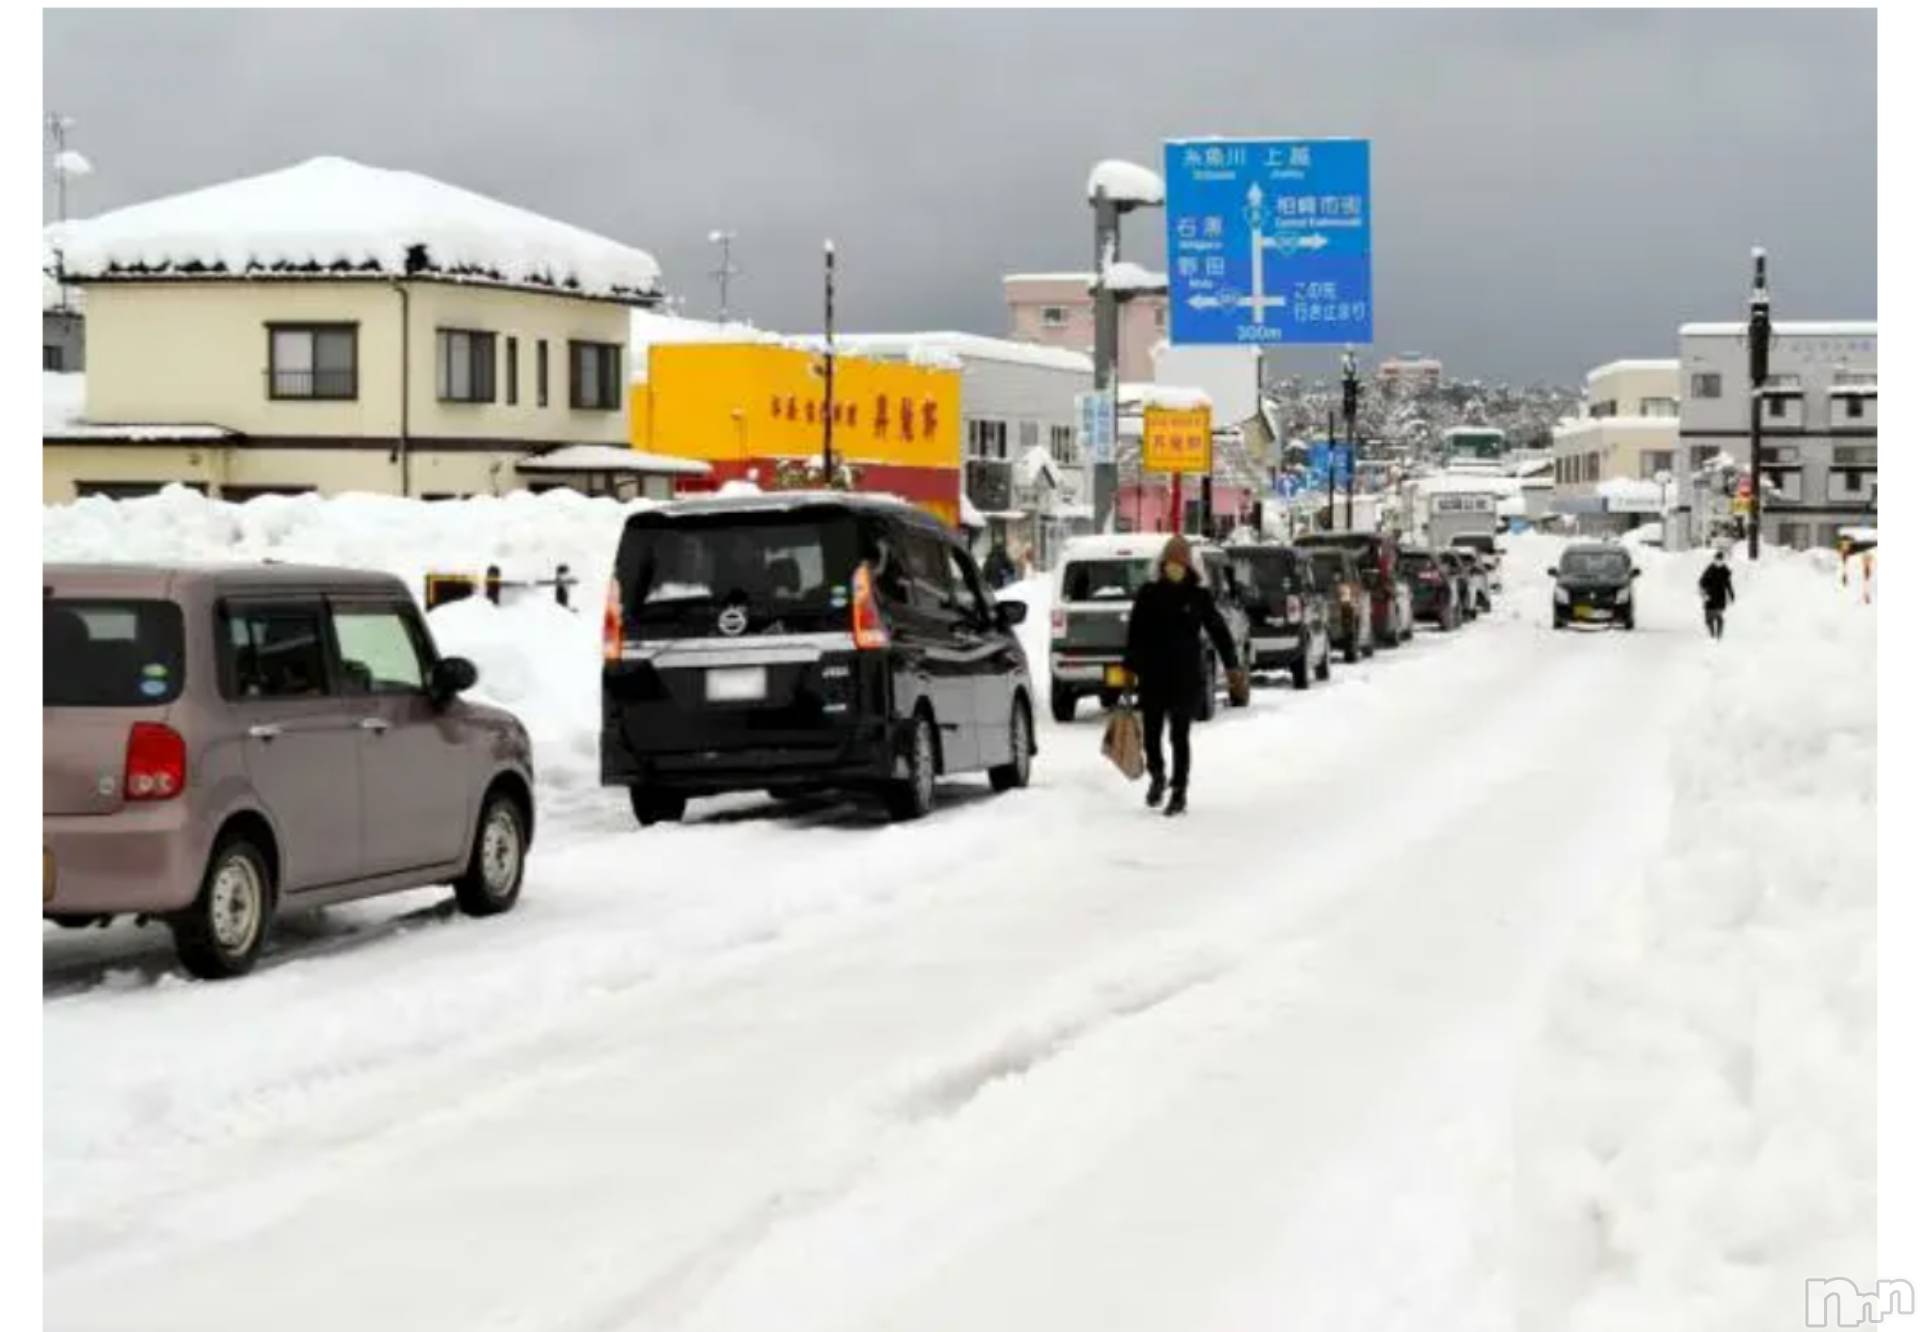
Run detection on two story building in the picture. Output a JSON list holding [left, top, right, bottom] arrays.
[[1550, 359, 1681, 534], [1003, 272, 1166, 382], [43, 155, 667, 503], [1675, 320, 1876, 549]]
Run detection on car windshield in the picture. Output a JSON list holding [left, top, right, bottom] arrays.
[[615, 509, 860, 638], [1062, 558, 1155, 602], [1307, 552, 1348, 587], [44, 599, 186, 707], [1561, 549, 1630, 579]]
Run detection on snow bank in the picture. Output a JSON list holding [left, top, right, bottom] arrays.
[[1087, 159, 1166, 206], [59, 156, 661, 301], [1515, 546, 1877, 1329]]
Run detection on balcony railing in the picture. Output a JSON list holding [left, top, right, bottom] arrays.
[[267, 368, 358, 400]]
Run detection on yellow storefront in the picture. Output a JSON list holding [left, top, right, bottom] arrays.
[[631, 343, 963, 526]]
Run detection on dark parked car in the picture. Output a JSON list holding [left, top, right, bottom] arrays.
[[43, 564, 533, 978], [601, 492, 1036, 824], [1551, 542, 1640, 630], [1301, 546, 1376, 663], [1227, 545, 1332, 690], [1048, 533, 1250, 722], [1294, 531, 1413, 647], [1398, 546, 1462, 631]]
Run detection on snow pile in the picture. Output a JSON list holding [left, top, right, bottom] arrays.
[[42, 371, 86, 434], [1087, 159, 1166, 206], [1100, 260, 1167, 294], [58, 156, 662, 300], [1515, 548, 1877, 1329]]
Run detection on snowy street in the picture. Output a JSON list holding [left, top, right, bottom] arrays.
[[42, 515, 1876, 1332]]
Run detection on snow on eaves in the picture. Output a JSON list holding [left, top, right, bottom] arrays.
[[1118, 382, 1211, 412], [1584, 358, 1678, 383], [1679, 320, 1876, 338], [1100, 260, 1167, 294], [1086, 159, 1165, 206], [56, 156, 662, 303], [516, 444, 711, 477], [820, 332, 1093, 375]]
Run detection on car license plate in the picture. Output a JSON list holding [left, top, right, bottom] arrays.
[[706, 666, 767, 702], [1574, 606, 1607, 621], [1104, 664, 1130, 687]]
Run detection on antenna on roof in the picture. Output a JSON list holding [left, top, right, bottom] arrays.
[[707, 230, 741, 323]]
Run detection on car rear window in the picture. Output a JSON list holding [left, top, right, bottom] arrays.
[[1562, 549, 1631, 579], [1229, 551, 1309, 607], [44, 599, 185, 707], [1062, 558, 1155, 602], [615, 509, 860, 639], [1307, 552, 1349, 586]]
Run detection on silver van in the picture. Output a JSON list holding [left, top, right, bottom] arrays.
[[43, 564, 535, 978]]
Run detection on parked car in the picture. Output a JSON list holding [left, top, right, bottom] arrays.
[[1294, 531, 1414, 647], [43, 564, 533, 979], [601, 492, 1036, 825], [1226, 545, 1332, 689], [1442, 547, 1491, 616], [1448, 532, 1503, 597], [1550, 542, 1641, 630], [1435, 549, 1480, 622], [1300, 545, 1376, 663], [1398, 546, 1462, 631], [1049, 532, 1250, 722]]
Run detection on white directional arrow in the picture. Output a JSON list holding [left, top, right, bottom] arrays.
[[1297, 233, 1330, 251]]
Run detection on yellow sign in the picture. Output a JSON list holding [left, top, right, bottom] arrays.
[[1142, 406, 1213, 475]]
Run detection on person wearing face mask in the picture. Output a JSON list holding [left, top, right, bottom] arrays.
[[1120, 533, 1248, 816]]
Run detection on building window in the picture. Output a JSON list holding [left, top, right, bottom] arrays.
[[1690, 372, 1721, 399], [1760, 445, 1800, 465], [967, 418, 1008, 460], [1639, 450, 1674, 480], [1833, 445, 1877, 466], [1585, 452, 1599, 483], [268, 324, 358, 400], [1690, 445, 1717, 469], [1766, 395, 1788, 419], [1050, 424, 1074, 464], [569, 341, 623, 410], [1638, 397, 1678, 418], [1828, 470, 1873, 502], [43, 345, 62, 371], [1762, 469, 1803, 502], [506, 337, 519, 406], [1588, 399, 1616, 419], [436, 329, 497, 403], [537, 340, 550, 407], [1843, 395, 1864, 419], [1040, 306, 1068, 328]]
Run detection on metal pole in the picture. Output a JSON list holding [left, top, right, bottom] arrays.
[[1747, 247, 1770, 562], [1342, 349, 1359, 533], [1092, 190, 1120, 531], [823, 240, 836, 487], [709, 231, 740, 322], [1326, 406, 1336, 530]]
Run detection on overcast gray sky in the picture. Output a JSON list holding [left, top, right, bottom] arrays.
[[43, 8, 1874, 383]]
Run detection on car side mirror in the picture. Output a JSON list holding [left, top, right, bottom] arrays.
[[1546, 567, 1558, 577], [430, 655, 478, 704], [996, 599, 1028, 628], [1631, 568, 1642, 579]]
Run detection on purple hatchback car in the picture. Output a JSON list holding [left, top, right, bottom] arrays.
[[43, 564, 535, 978]]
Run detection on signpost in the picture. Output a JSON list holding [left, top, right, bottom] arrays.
[[1163, 137, 1372, 347], [1142, 406, 1213, 475]]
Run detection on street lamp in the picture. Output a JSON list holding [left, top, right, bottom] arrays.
[[1087, 160, 1165, 532], [1746, 247, 1771, 561], [1341, 346, 1360, 531]]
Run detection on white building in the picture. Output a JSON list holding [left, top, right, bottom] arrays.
[[1377, 353, 1443, 391], [1550, 359, 1680, 535], [1674, 320, 1876, 549]]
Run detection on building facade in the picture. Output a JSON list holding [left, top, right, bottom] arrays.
[[1675, 321, 1876, 549], [1549, 359, 1681, 533], [43, 156, 659, 504], [1377, 353, 1442, 391], [1003, 273, 1165, 382]]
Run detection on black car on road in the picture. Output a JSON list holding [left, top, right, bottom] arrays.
[[1551, 543, 1640, 630], [601, 492, 1036, 824], [1227, 545, 1332, 690]]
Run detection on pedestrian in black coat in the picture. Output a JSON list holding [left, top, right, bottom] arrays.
[[1122, 534, 1247, 816], [1699, 551, 1735, 640]]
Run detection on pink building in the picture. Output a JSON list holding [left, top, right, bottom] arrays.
[[1003, 273, 1167, 383]]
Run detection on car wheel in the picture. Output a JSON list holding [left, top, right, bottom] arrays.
[[988, 698, 1033, 792], [1344, 633, 1359, 664], [172, 835, 274, 980], [885, 713, 938, 821], [629, 787, 687, 827], [47, 913, 110, 930], [1291, 654, 1310, 691], [454, 790, 527, 917], [1619, 613, 1635, 632], [1196, 654, 1219, 721], [1049, 682, 1077, 724], [1315, 639, 1332, 680], [1553, 612, 1568, 631]]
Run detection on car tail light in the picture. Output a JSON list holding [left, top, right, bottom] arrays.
[[602, 579, 623, 663], [125, 723, 185, 802], [1285, 594, 1303, 622], [1051, 607, 1066, 635], [852, 562, 891, 649], [1420, 570, 1443, 585]]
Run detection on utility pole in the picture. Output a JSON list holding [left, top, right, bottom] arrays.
[[707, 230, 740, 323], [822, 240, 837, 487], [1342, 347, 1360, 532], [1746, 247, 1770, 562], [1326, 406, 1337, 531], [1091, 191, 1121, 531]]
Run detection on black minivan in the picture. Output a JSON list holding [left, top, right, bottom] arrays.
[[601, 492, 1036, 824]]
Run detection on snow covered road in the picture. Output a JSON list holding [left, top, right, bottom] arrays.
[[42, 527, 1874, 1332]]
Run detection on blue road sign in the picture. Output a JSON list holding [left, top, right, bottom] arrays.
[[1164, 138, 1372, 347], [1306, 442, 1353, 489]]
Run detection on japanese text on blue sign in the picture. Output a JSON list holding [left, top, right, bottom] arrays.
[[1164, 138, 1373, 347]]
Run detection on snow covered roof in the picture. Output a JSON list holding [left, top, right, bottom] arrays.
[[629, 311, 789, 380], [1584, 358, 1678, 382], [1086, 160, 1165, 206], [959, 493, 986, 529], [516, 444, 710, 476], [1827, 384, 1878, 397], [1119, 382, 1211, 412], [1003, 271, 1095, 285], [1013, 445, 1061, 490], [1596, 477, 1664, 501], [1100, 260, 1167, 294], [57, 156, 663, 303], [1680, 320, 1875, 338], [43, 371, 233, 441], [824, 332, 1092, 375]]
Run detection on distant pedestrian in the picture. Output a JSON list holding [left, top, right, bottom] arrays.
[[981, 540, 1016, 590], [1699, 551, 1735, 639], [1121, 534, 1248, 817]]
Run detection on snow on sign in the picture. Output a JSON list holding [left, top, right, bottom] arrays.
[[1164, 138, 1372, 347]]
